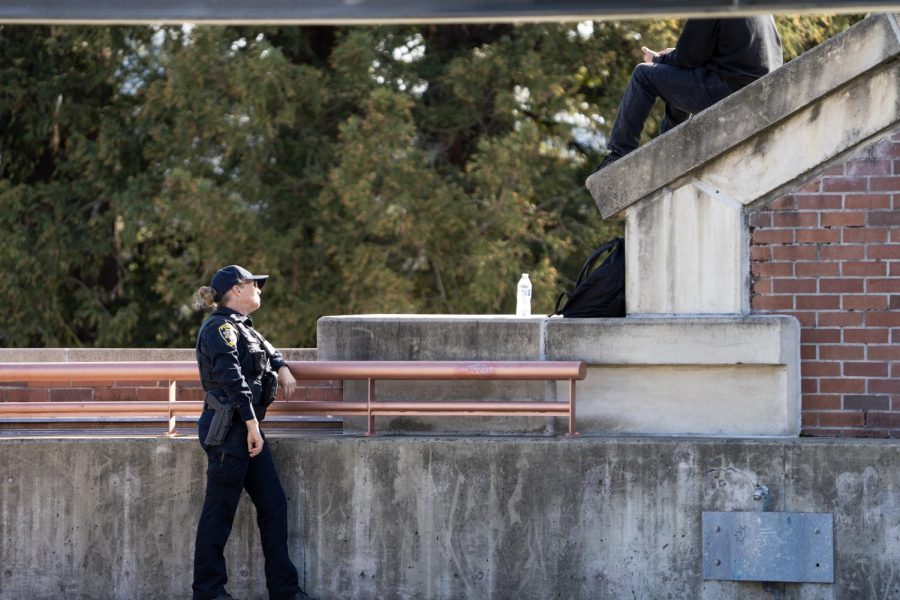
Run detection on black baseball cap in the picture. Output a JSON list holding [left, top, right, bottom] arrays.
[[210, 265, 268, 299]]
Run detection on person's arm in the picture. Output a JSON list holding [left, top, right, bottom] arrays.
[[268, 346, 297, 399], [245, 419, 263, 457], [655, 19, 717, 68], [204, 320, 264, 456], [277, 365, 297, 399]]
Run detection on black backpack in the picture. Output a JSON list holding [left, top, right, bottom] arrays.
[[552, 237, 625, 318]]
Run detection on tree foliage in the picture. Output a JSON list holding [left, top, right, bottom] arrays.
[[0, 17, 861, 347]]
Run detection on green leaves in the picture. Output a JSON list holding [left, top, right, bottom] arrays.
[[0, 18, 860, 347], [776, 15, 863, 61]]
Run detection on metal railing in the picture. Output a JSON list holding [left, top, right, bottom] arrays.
[[0, 360, 587, 436]]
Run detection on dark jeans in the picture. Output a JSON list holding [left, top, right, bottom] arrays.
[[192, 410, 302, 600], [607, 62, 735, 157]]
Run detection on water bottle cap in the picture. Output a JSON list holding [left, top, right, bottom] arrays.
[[521, 273, 529, 278]]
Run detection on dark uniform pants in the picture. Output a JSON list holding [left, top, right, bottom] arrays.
[[192, 410, 301, 600]]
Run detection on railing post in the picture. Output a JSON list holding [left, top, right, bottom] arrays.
[[366, 378, 375, 436], [566, 378, 578, 437], [166, 380, 177, 436]]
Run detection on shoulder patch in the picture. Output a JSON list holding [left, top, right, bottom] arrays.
[[218, 323, 238, 348]]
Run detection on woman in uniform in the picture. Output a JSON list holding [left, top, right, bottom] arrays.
[[192, 265, 311, 600]]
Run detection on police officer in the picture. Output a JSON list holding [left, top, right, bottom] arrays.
[[192, 265, 311, 600]]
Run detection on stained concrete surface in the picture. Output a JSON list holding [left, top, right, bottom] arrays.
[[1, 436, 898, 599]]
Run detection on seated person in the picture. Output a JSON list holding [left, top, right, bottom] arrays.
[[598, 17, 783, 170]]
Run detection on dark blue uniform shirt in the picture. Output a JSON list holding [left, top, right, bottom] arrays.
[[195, 306, 286, 422]]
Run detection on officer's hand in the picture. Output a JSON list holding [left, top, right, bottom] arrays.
[[278, 366, 297, 400], [246, 419, 264, 458]]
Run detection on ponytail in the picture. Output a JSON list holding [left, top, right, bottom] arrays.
[[193, 286, 218, 311]]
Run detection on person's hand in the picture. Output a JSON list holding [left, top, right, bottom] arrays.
[[278, 365, 297, 400], [642, 46, 674, 63], [641, 46, 659, 63], [246, 419, 264, 457]]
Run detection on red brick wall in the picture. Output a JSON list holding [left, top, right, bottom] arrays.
[[750, 132, 900, 437]]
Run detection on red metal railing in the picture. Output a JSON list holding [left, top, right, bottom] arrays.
[[0, 360, 586, 436]]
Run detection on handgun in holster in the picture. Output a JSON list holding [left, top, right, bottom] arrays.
[[204, 392, 234, 447], [259, 370, 278, 408]]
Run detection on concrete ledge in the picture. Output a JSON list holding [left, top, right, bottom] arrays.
[[544, 315, 797, 365], [3, 436, 899, 599], [317, 315, 542, 361], [586, 13, 900, 219]]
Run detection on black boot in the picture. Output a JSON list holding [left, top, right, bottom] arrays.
[[595, 151, 623, 171]]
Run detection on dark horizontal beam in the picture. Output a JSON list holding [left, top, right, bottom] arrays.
[[0, 0, 894, 24]]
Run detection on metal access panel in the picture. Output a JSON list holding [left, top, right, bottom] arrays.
[[702, 511, 834, 583]]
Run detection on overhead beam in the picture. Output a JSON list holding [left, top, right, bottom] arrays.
[[0, 0, 895, 25]]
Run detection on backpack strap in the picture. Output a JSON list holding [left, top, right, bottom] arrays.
[[553, 290, 570, 315], [575, 238, 621, 286]]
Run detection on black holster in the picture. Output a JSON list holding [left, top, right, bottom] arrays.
[[204, 392, 234, 447], [259, 370, 278, 408]]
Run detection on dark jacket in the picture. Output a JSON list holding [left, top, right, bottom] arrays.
[[195, 306, 286, 422], [655, 17, 783, 90]]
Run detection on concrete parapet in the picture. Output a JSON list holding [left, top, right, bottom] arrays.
[[318, 315, 800, 436], [318, 314, 542, 361], [319, 315, 550, 434], [2, 435, 899, 599]]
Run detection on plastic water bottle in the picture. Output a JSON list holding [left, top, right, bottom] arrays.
[[516, 274, 532, 316]]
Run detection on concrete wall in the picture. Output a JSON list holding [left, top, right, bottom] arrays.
[[2, 435, 899, 599], [318, 315, 800, 436]]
